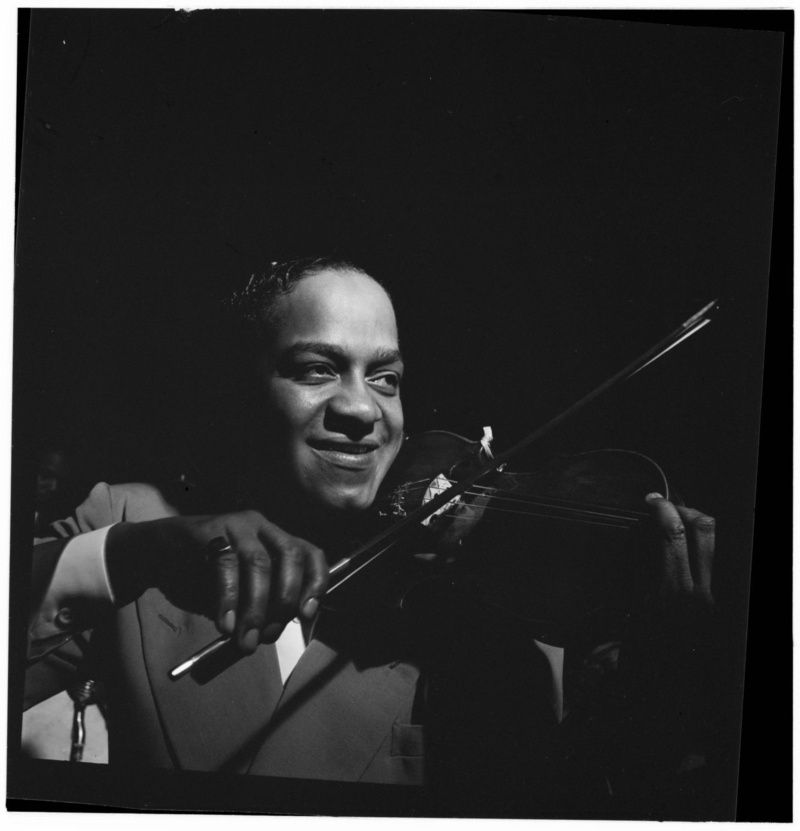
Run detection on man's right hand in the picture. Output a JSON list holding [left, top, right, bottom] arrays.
[[106, 513, 328, 653]]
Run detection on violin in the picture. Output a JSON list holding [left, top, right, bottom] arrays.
[[318, 429, 673, 647], [170, 299, 716, 679]]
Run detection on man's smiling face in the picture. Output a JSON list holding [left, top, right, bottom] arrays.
[[261, 268, 404, 513]]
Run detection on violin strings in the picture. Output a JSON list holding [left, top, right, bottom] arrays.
[[389, 482, 648, 523], [433, 505, 639, 529], [406, 493, 643, 524], [463, 484, 650, 518], [471, 483, 649, 517], [454, 494, 643, 524]]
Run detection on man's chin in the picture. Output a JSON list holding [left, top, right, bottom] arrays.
[[311, 486, 376, 514]]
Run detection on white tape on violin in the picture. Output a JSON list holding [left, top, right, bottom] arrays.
[[420, 474, 459, 527]]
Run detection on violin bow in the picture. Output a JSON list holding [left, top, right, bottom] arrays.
[[170, 298, 718, 679]]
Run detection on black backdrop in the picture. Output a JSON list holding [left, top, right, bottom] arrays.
[[9, 9, 791, 819]]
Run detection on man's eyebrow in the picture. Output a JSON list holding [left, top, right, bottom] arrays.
[[370, 347, 404, 366], [285, 342, 404, 365]]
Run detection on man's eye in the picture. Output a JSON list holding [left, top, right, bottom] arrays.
[[298, 364, 336, 382], [369, 373, 401, 393]]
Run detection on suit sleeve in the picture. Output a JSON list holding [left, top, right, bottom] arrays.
[[28, 482, 117, 663]]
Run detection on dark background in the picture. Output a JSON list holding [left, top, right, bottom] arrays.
[[9, 9, 791, 819]]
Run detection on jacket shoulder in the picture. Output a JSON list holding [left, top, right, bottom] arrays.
[[106, 482, 183, 522]]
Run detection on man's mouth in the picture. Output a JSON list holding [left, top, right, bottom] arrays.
[[307, 439, 380, 469]]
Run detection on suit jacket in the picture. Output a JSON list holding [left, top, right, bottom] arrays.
[[27, 482, 425, 785]]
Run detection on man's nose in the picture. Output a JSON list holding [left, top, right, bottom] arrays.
[[326, 379, 382, 432]]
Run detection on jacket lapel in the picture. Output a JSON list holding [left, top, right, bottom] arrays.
[[247, 612, 420, 782], [138, 596, 420, 781], [136, 588, 284, 773]]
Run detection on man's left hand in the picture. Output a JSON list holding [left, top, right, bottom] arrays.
[[644, 492, 715, 611]]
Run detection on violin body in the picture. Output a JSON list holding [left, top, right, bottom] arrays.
[[357, 431, 672, 647]]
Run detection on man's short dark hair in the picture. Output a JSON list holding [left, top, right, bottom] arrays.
[[228, 256, 375, 344]]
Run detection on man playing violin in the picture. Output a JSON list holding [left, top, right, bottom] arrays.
[[27, 257, 716, 811]]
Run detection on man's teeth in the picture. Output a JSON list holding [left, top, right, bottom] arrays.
[[316, 443, 373, 454]]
